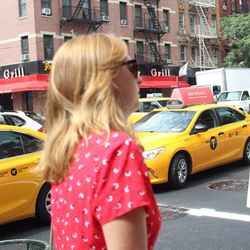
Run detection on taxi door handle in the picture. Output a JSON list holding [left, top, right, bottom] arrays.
[[218, 132, 224, 136], [243, 124, 247, 128]]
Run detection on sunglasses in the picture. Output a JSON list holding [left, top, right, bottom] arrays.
[[121, 59, 139, 79]]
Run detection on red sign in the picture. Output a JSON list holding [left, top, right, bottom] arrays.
[[171, 87, 215, 105]]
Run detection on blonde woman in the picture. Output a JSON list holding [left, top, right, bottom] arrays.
[[38, 33, 161, 250]]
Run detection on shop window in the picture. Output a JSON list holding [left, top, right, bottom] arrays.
[[43, 35, 54, 60], [120, 2, 127, 25], [19, 0, 27, 17]]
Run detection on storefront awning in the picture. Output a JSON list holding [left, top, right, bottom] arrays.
[[0, 74, 49, 94], [140, 75, 189, 89]]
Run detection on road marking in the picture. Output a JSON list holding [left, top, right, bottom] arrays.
[[158, 203, 250, 222]]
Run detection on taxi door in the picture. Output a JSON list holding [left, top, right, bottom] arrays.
[[0, 130, 42, 224], [191, 109, 225, 172], [215, 107, 249, 161]]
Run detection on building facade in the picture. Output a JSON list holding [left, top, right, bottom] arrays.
[[1, 0, 242, 112]]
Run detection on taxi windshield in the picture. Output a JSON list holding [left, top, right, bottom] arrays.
[[134, 110, 196, 133]]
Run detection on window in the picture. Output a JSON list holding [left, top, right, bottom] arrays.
[[165, 44, 171, 63], [19, 0, 27, 17], [100, 0, 108, 17], [120, 2, 127, 24], [212, 47, 218, 65], [222, 0, 227, 10], [191, 47, 197, 63], [163, 10, 169, 31], [136, 41, 144, 63], [179, 45, 186, 61], [41, 0, 51, 9], [43, 35, 53, 60], [0, 131, 43, 159], [135, 5, 142, 28], [3, 115, 25, 127], [62, 0, 72, 19], [241, 91, 249, 100], [211, 15, 217, 35], [196, 110, 217, 130], [149, 42, 157, 62], [179, 11, 185, 33], [232, 0, 236, 12], [21, 36, 29, 55], [83, 0, 91, 19], [41, 0, 52, 16], [189, 15, 196, 33], [216, 107, 245, 125]]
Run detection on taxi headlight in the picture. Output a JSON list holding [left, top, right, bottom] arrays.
[[142, 147, 165, 160]]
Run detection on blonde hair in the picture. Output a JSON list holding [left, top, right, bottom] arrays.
[[37, 33, 136, 183]]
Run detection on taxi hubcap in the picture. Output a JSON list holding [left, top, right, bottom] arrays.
[[177, 159, 187, 183], [247, 142, 250, 160], [45, 190, 51, 215]]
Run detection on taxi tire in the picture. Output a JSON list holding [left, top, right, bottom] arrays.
[[169, 153, 189, 189], [36, 183, 51, 225], [243, 138, 250, 164]]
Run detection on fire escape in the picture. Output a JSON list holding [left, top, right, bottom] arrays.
[[135, 0, 166, 65], [61, 0, 107, 33], [189, 0, 217, 70]]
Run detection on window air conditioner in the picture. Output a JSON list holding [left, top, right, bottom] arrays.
[[21, 53, 29, 61], [41, 8, 51, 15], [120, 19, 127, 25], [101, 15, 110, 22], [166, 59, 171, 64], [163, 25, 169, 32]]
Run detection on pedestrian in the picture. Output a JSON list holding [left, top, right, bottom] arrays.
[[37, 33, 161, 250]]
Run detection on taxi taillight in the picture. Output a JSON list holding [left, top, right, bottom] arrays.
[[38, 127, 44, 132]]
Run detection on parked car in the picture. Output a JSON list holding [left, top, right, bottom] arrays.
[[129, 97, 170, 123], [216, 89, 250, 112], [134, 101, 250, 189], [0, 111, 44, 132], [0, 125, 49, 225]]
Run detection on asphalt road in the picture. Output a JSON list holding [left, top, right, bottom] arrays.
[[0, 161, 250, 250]]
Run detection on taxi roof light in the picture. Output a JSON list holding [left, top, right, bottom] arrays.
[[170, 87, 215, 107]]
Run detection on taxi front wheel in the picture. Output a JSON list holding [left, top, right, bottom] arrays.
[[169, 153, 189, 189], [35, 183, 51, 225], [243, 138, 250, 164]]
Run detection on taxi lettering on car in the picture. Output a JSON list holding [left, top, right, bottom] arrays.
[[134, 87, 250, 188]]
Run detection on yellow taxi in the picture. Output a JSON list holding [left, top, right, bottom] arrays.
[[129, 97, 170, 123], [134, 87, 250, 188], [0, 125, 49, 225]]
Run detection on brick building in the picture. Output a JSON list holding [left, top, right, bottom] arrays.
[[1, 0, 243, 112], [218, 0, 250, 65]]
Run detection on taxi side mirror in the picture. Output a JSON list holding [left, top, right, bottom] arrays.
[[191, 123, 208, 134]]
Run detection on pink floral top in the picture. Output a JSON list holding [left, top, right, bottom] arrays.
[[51, 131, 161, 250]]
